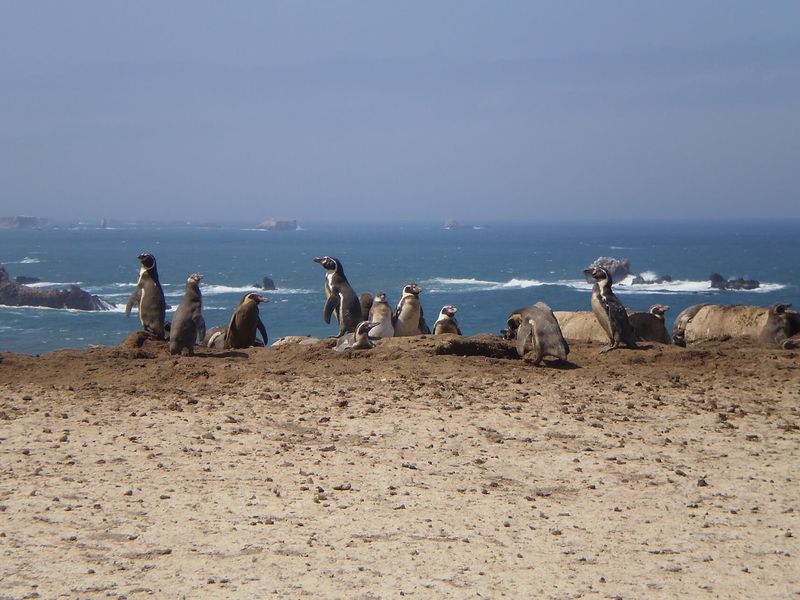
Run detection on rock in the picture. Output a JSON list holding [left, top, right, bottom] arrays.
[[256, 218, 298, 231], [0, 216, 47, 229], [261, 277, 276, 290], [0, 265, 115, 311], [585, 257, 631, 284], [710, 273, 760, 290], [631, 274, 673, 285], [444, 219, 468, 230]]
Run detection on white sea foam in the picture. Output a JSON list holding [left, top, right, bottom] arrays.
[[24, 281, 84, 288], [4, 257, 42, 264], [202, 284, 313, 295], [425, 276, 786, 295]]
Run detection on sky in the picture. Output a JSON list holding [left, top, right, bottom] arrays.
[[0, 1, 798, 223]]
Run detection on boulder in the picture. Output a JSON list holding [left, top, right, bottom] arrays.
[[709, 273, 760, 290], [554, 311, 608, 344], [0, 264, 115, 311], [256, 218, 298, 231], [679, 304, 768, 344]]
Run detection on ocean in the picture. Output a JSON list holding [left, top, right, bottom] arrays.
[[1, 220, 798, 355]]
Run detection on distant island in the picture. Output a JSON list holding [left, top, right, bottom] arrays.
[[443, 219, 468, 230], [256, 218, 298, 231], [0, 216, 47, 229]]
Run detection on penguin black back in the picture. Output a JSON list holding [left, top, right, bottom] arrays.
[[225, 293, 269, 349], [169, 273, 206, 355]]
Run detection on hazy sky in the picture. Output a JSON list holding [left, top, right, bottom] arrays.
[[1, 1, 798, 222]]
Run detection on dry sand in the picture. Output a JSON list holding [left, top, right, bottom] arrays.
[[0, 334, 798, 599]]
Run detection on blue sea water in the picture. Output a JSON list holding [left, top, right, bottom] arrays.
[[1, 220, 798, 355]]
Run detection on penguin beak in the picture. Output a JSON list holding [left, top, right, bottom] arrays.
[[257, 295, 269, 303], [313, 257, 324, 264]]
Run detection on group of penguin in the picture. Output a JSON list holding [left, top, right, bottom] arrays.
[[123, 251, 681, 362]]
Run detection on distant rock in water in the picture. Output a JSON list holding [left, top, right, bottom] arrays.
[[256, 218, 298, 231], [198, 221, 221, 229], [443, 219, 468, 230], [0, 216, 47, 229], [585, 257, 632, 283], [709, 273, 760, 290], [99, 217, 108, 229], [260, 276, 276, 291], [0, 264, 115, 311]]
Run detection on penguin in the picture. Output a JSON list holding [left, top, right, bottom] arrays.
[[760, 303, 800, 349], [313, 256, 362, 336], [125, 251, 167, 339], [501, 307, 528, 340], [359, 292, 374, 326], [169, 273, 206, 355], [628, 304, 671, 344], [224, 293, 269, 349], [367, 292, 394, 339], [583, 266, 637, 353], [433, 305, 461, 335], [671, 303, 710, 347], [393, 283, 430, 336], [513, 302, 570, 364], [202, 326, 227, 349], [334, 321, 378, 352]]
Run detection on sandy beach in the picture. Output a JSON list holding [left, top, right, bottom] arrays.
[[1, 335, 798, 599]]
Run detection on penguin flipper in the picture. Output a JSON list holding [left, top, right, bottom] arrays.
[[257, 318, 268, 346], [419, 315, 431, 335], [323, 294, 338, 324], [125, 288, 141, 317], [515, 321, 533, 358], [224, 313, 238, 349]]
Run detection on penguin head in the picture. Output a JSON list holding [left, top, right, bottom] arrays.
[[356, 321, 378, 336], [402, 283, 421, 297], [649, 304, 670, 317], [584, 266, 612, 287], [374, 292, 388, 304], [439, 305, 457, 318], [187, 273, 203, 285], [771, 303, 791, 315], [313, 256, 339, 271], [243, 292, 269, 305], [137, 252, 157, 270]]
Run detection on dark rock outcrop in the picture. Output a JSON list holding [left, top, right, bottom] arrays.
[[14, 276, 41, 285], [0, 216, 47, 229], [261, 277, 276, 291], [710, 273, 760, 290], [0, 264, 115, 311]]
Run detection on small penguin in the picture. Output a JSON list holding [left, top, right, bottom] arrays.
[[513, 302, 570, 364], [225, 293, 269, 349], [628, 304, 671, 344], [433, 305, 461, 335], [367, 292, 394, 338], [584, 266, 637, 353], [313, 256, 362, 336], [169, 273, 206, 355], [393, 283, 430, 336], [202, 326, 227, 349], [334, 321, 378, 352], [359, 292, 374, 325], [125, 251, 167, 339]]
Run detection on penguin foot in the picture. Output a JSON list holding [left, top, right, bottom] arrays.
[[599, 344, 617, 354]]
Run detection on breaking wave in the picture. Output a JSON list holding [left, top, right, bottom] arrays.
[[424, 276, 786, 295]]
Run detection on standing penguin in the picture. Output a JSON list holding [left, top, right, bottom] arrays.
[[313, 256, 362, 336], [367, 292, 394, 338], [169, 273, 206, 355], [513, 302, 570, 364], [393, 283, 430, 336], [225, 293, 269, 349], [584, 266, 637, 353], [433, 305, 461, 335], [125, 251, 167, 339]]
